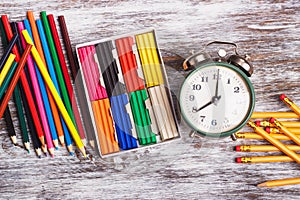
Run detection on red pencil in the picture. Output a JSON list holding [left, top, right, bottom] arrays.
[[0, 44, 32, 118], [1, 15, 46, 147], [47, 14, 86, 143]]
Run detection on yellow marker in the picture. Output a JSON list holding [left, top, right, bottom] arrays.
[[235, 144, 300, 152], [258, 177, 300, 187], [251, 112, 299, 119], [280, 94, 300, 116], [22, 30, 86, 157], [248, 121, 300, 164], [235, 132, 294, 140], [271, 118, 300, 146], [256, 120, 300, 128], [0, 53, 16, 86], [236, 155, 294, 163]]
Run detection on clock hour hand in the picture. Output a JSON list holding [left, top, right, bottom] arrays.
[[192, 100, 213, 113], [192, 95, 221, 113]]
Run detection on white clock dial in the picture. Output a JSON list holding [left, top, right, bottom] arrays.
[[179, 63, 255, 137]]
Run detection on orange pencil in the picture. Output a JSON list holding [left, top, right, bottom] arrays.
[[0, 44, 32, 118], [27, 11, 65, 146]]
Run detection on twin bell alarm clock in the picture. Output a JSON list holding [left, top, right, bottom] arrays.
[[179, 41, 255, 139]]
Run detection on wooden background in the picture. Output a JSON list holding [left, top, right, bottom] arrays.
[[0, 0, 300, 199]]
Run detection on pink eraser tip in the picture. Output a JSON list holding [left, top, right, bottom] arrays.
[[265, 127, 270, 133], [255, 120, 261, 126], [235, 146, 241, 152], [280, 94, 286, 100], [235, 157, 242, 163], [269, 118, 276, 123]]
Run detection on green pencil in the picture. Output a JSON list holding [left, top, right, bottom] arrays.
[[40, 11, 77, 127]]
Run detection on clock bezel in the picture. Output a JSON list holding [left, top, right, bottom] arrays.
[[179, 62, 255, 138]]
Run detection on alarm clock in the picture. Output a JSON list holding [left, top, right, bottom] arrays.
[[179, 41, 255, 139]]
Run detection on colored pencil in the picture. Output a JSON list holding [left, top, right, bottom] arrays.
[[0, 62, 18, 102], [1, 14, 46, 149], [22, 30, 86, 157], [258, 177, 300, 187], [0, 53, 16, 86], [0, 45, 32, 118], [0, 18, 17, 145], [17, 21, 59, 150], [47, 14, 86, 143], [40, 11, 77, 131], [26, 14, 66, 147], [11, 21, 32, 152], [58, 15, 95, 148], [0, 34, 18, 70], [251, 112, 299, 119], [248, 121, 300, 164]]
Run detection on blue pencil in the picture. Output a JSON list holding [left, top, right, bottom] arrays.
[[36, 19, 73, 155], [23, 20, 59, 150]]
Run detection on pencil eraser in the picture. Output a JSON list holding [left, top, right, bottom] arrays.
[[269, 117, 275, 123], [235, 157, 242, 163], [280, 94, 286, 100], [255, 120, 261, 127], [235, 146, 241, 152], [265, 127, 271, 133]]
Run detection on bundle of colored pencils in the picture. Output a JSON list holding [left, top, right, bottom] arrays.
[[234, 94, 300, 187], [0, 11, 89, 158]]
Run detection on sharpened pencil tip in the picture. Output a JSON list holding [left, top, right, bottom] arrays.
[[257, 182, 267, 187], [69, 152, 74, 156], [55, 147, 59, 150]]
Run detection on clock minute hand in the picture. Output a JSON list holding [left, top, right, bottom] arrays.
[[215, 69, 220, 98]]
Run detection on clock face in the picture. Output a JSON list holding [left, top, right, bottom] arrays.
[[179, 62, 255, 137]]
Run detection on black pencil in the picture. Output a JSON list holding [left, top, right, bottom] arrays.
[[0, 17, 17, 145], [58, 15, 96, 148]]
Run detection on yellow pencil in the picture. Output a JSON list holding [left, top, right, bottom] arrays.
[[256, 120, 300, 128], [235, 144, 300, 152], [236, 155, 294, 163], [258, 177, 300, 187], [235, 132, 298, 140], [270, 118, 300, 146], [248, 121, 300, 164], [0, 53, 16, 86], [280, 94, 300, 116], [251, 112, 299, 119], [266, 127, 300, 134], [22, 30, 86, 157]]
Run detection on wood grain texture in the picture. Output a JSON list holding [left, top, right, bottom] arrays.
[[0, 0, 300, 199]]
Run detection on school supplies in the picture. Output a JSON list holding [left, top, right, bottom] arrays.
[[76, 29, 179, 157]]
